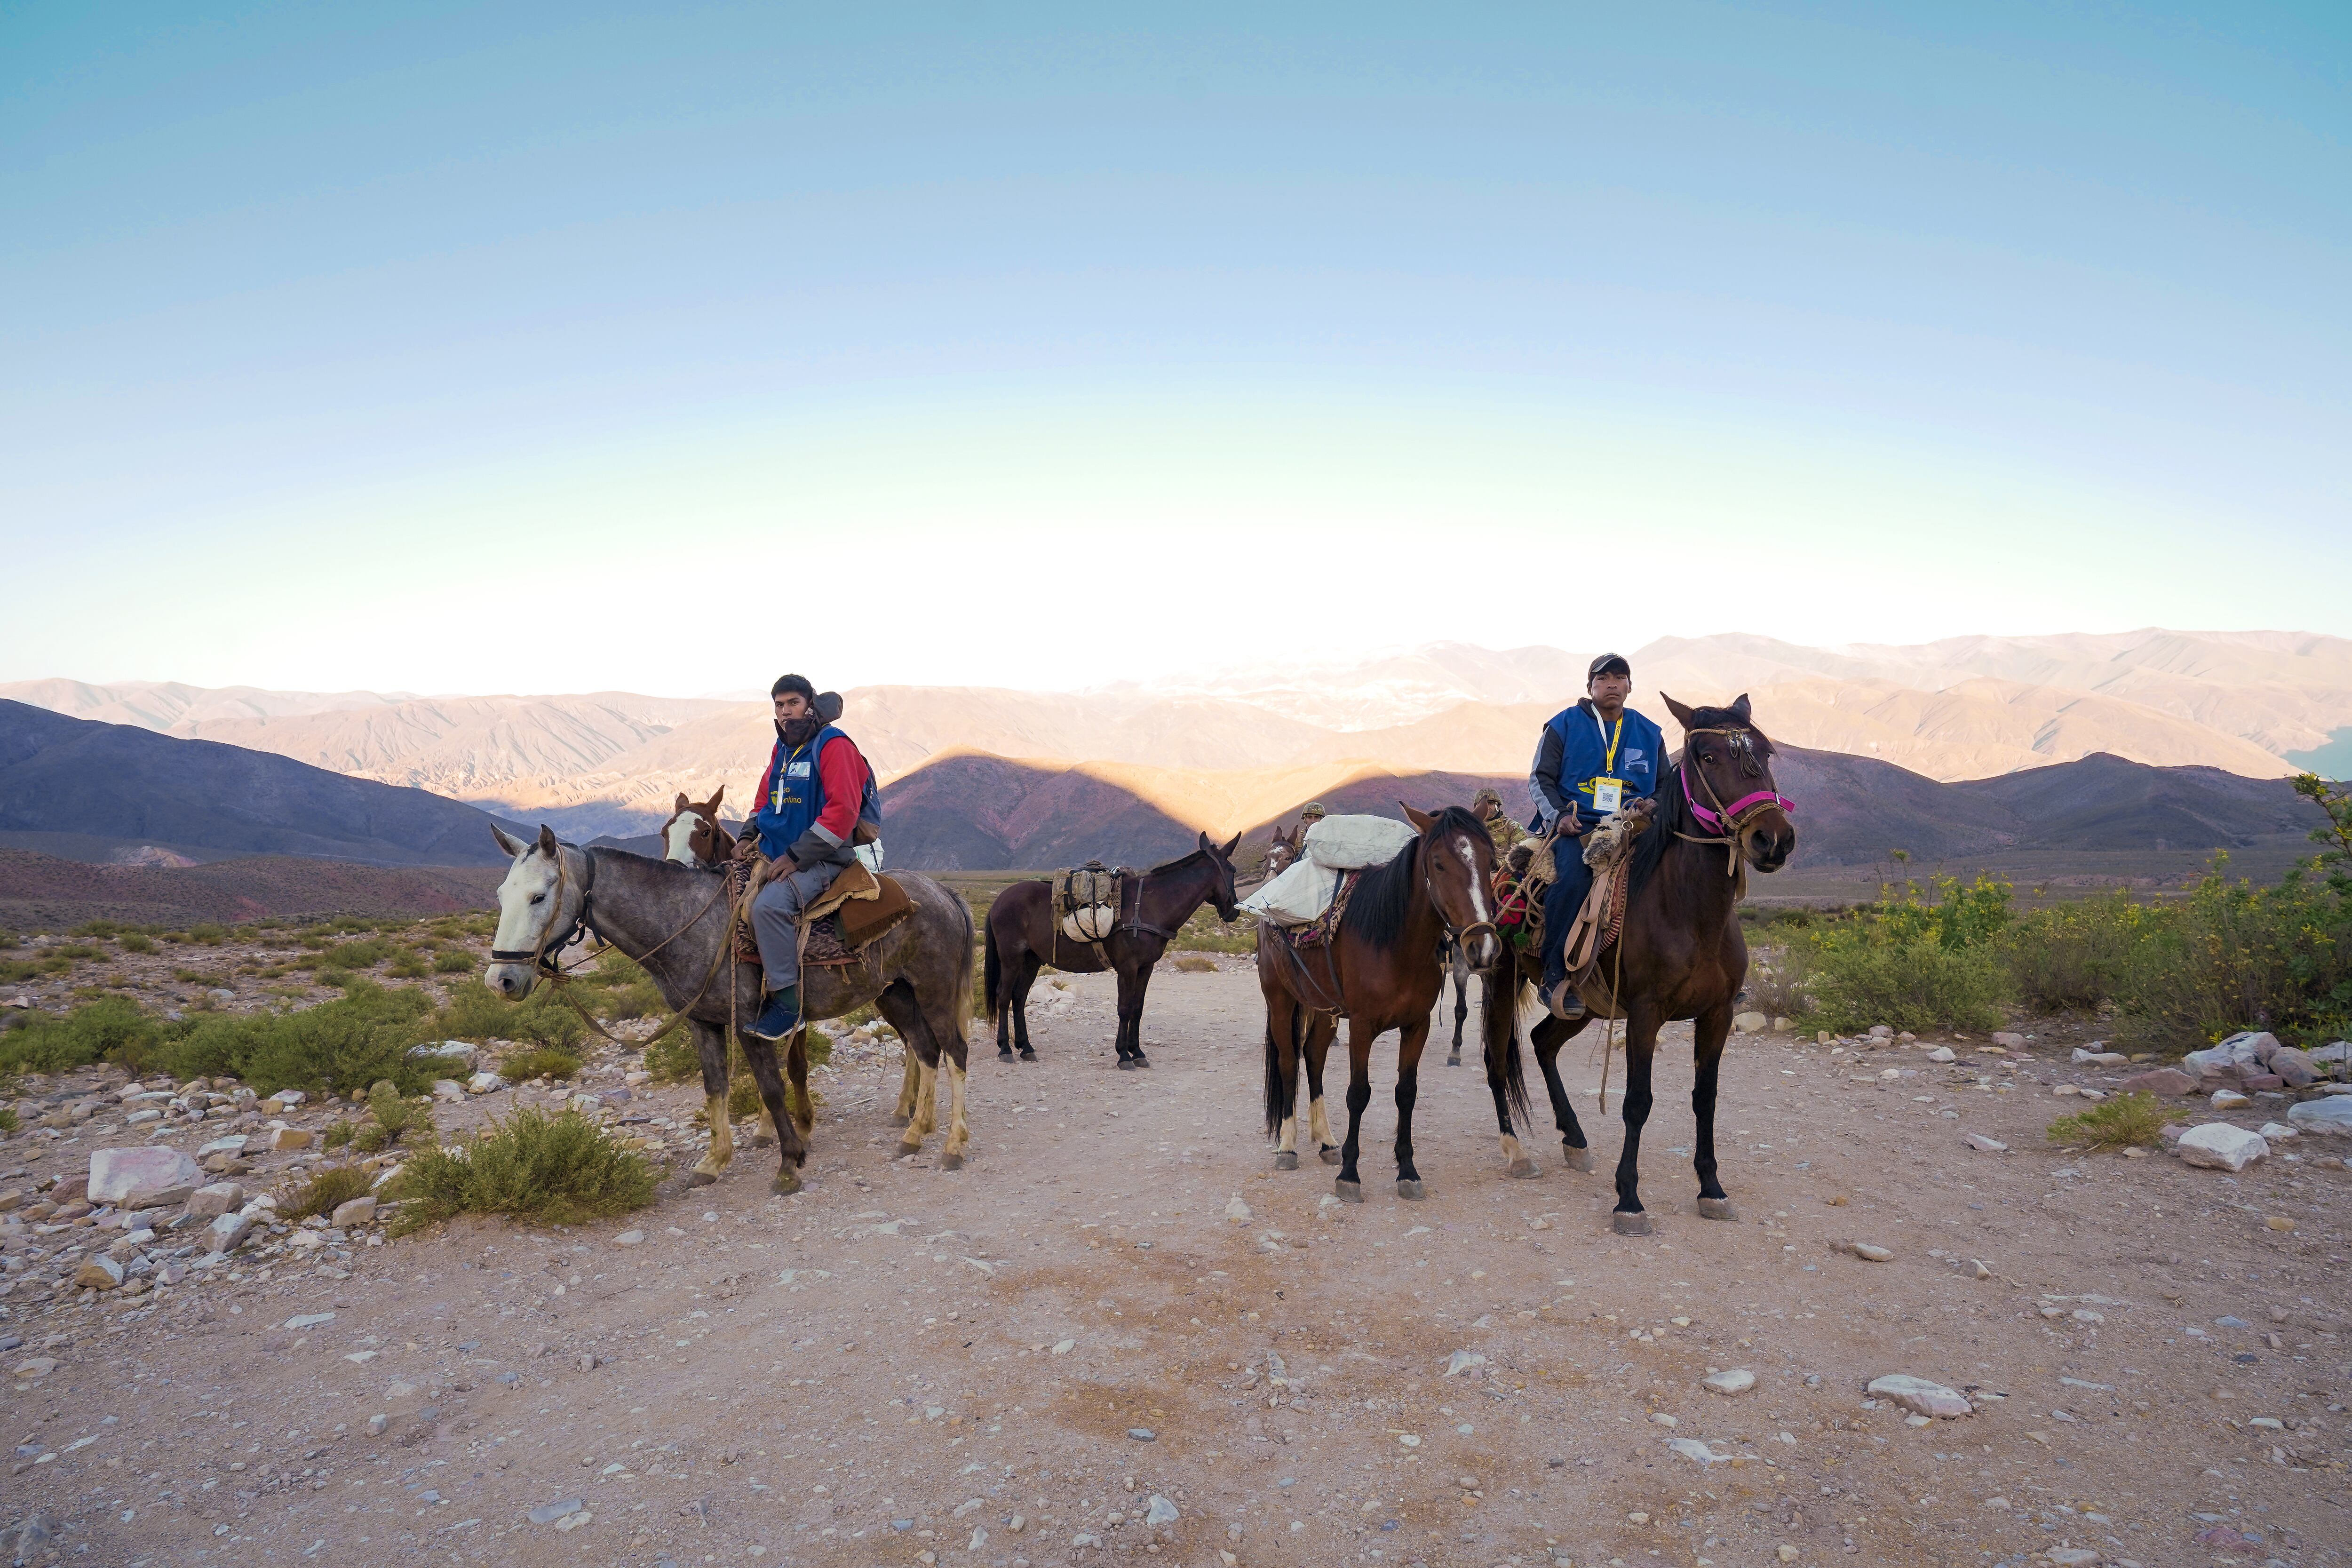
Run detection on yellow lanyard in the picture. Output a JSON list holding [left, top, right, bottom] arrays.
[[772, 741, 812, 811], [1591, 709, 1622, 776]]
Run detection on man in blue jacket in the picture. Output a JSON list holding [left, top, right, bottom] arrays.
[[1527, 653, 1665, 1017]]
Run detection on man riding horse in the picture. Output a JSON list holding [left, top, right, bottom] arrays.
[[737, 674, 879, 1042], [1528, 652, 1664, 1019]]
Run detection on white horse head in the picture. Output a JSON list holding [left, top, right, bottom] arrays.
[[662, 809, 700, 865], [485, 823, 577, 997]]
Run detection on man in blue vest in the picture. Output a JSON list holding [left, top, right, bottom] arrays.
[[737, 674, 877, 1040], [1527, 653, 1665, 1017]]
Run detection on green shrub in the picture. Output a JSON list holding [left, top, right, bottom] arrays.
[[117, 933, 157, 954], [0, 1106, 19, 1135], [159, 982, 437, 1097], [187, 923, 230, 946], [577, 952, 666, 1021], [282, 1165, 373, 1220], [387, 1109, 656, 1232], [71, 921, 121, 938], [501, 1045, 582, 1082], [315, 938, 395, 972], [0, 997, 163, 1076], [2006, 891, 2165, 1013], [385, 952, 431, 979], [2045, 1091, 2185, 1153], [367, 1078, 429, 1143], [1173, 907, 1257, 954], [2108, 861, 2352, 1052], [432, 951, 474, 974], [1784, 876, 2014, 1034], [644, 1030, 699, 1084], [432, 979, 586, 1049]]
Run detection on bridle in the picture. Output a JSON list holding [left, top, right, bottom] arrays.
[[489, 844, 599, 975], [487, 840, 734, 1046], [1675, 726, 1796, 884], [1422, 829, 1500, 955]]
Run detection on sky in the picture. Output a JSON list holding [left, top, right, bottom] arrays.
[[4, 1, 2347, 697]]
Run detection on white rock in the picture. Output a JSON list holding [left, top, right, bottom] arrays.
[[432, 1079, 466, 1104], [274, 1090, 308, 1106], [1666, 1437, 1729, 1465], [331, 1196, 377, 1227], [2287, 1096, 2352, 1137], [467, 1071, 507, 1095], [567, 1093, 603, 1114], [1964, 1134, 2007, 1153], [1865, 1374, 1971, 1418], [88, 1147, 203, 1208], [410, 1041, 478, 1068], [284, 1312, 336, 1330], [1851, 1242, 1894, 1262], [2176, 1123, 2270, 1171], [2258, 1121, 2298, 1141], [1700, 1369, 1756, 1395], [1991, 1032, 2026, 1049], [186, 1183, 245, 1218], [197, 1135, 249, 1157], [208, 1213, 255, 1249], [1925, 1046, 1957, 1064], [1442, 1350, 1487, 1377], [2071, 1048, 2127, 1065], [2209, 1088, 2251, 1109], [613, 1231, 645, 1246], [1144, 1495, 1179, 1527], [1224, 1197, 1253, 1223], [1732, 1011, 1767, 1034]]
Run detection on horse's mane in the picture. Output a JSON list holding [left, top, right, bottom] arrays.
[[1625, 704, 1774, 901], [1343, 806, 1486, 951], [1144, 846, 1211, 877]]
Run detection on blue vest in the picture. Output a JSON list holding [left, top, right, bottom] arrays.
[[751, 726, 882, 860], [1536, 702, 1666, 831]]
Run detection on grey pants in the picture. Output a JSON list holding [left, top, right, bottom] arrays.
[[751, 860, 845, 995]]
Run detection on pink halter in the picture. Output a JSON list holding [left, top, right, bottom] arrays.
[[1679, 732, 1795, 836]]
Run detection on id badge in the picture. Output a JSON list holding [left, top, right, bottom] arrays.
[[1591, 777, 1624, 814]]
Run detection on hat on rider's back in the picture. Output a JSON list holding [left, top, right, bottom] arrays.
[[1587, 652, 1631, 682]]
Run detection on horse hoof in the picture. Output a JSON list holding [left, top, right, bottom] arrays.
[[1564, 1145, 1595, 1172], [1507, 1157, 1541, 1179], [1133, 1052, 1152, 1068], [686, 1170, 718, 1188], [941, 1152, 965, 1171], [751, 1134, 775, 1148], [1696, 1196, 1738, 1222], [1273, 1151, 1299, 1171], [1319, 1146, 1343, 1166], [1445, 1053, 1461, 1067], [1612, 1210, 1653, 1236], [1018, 1050, 1038, 1063], [997, 1050, 1015, 1062], [1117, 1057, 1138, 1071], [770, 1170, 801, 1196], [1396, 1179, 1427, 1201], [890, 1113, 912, 1129], [1334, 1178, 1364, 1203]]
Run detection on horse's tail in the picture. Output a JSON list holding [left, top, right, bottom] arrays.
[[1262, 1003, 1293, 1138], [1486, 960, 1532, 1127], [982, 907, 1001, 1016], [953, 891, 978, 1043]]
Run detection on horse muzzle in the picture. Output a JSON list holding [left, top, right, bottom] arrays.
[[1746, 818, 1796, 874], [484, 962, 538, 999]]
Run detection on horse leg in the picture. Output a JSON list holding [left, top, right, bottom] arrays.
[[1266, 994, 1301, 1171], [1010, 949, 1041, 1062], [1691, 1003, 1737, 1221], [1484, 991, 1539, 1180], [737, 1032, 808, 1194], [922, 970, 976, 1171], [879, 982, 938, 1153], [1113, 962, 1148, 1069], [1446, 950, 1469, 1067], [786, 1026, 815, 1141], [1305, 1016, 1339, 1164], [1611, 1007, 1664, 1234], [1393, 1018, 1430, 1200], [1333, 1021, 1374, 1203], [1532, 1011, 1596, 1171], [687, 1019, 734, 1187], [993, 931, 1016, 1061]]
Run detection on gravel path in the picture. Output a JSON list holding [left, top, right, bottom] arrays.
[[3, 962, 2346, 1568]]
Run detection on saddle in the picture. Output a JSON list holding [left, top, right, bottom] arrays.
[[1051, 861, 1126, 945], [727, 856, 915, 968], [1280, 868, 1359, 950], [1558, 799, 1654, 979]]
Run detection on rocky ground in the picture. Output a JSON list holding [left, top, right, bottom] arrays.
[[2, 952, 2349, 1568]]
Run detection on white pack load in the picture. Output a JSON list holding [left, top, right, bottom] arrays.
[[1240, 857, 1341, 927], [1303, 813, 1417, 872]]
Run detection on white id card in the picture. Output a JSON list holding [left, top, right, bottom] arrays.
[[1591, 777, 1624, 813]]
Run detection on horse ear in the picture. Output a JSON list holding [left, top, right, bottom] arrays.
[[536, 824, 560, 857], [491, 823, 529, 858], [1221, 831, 1243, 859], [1661, 692, 1698, 729], [708, 783, 725, 809], [1730, 692, 1752, 724], [1401, 804, 1435, 832], [674, 792, 690, 812]]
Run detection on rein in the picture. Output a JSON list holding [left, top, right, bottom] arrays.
[[1671, 727, 1795, 894], [490, 844, 734, 1048], [1420, 833, 1498, 953]]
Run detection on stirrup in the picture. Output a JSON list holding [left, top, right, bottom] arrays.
[[1543, 979, 1586, 1021]]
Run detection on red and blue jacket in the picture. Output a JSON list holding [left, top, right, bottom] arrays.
[[749, 725, 876, 867]]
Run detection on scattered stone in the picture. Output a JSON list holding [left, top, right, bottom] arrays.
[[1732, 1011, 1767, 1033], [2287, 1096, 2352, 1137], [285, 1312, 335, 1330], [1225, 1197, 1252, 1223], [1442, 1350, 1487, 1377], [11, 1358, 58, 1382], [2176, 1123, 2270, 1171], [208, 1212, 255, 1249], [613, 1231, 644, 1247], [2115, 1067, 2196, 1097], [432, 1079, 467, 1104], [331, 1196, 377, 1227], [1850, 1242, 1894, 1262], [467, 1071, 507, 1095], [1865, 1375, 1971, 1418], [1991, 1032, 2026, 1049], [367, 1414, 389, 1436], [1924, 1046, 1956, 1064], [87, 1146, 203, 1208], [1666, 1437, 1728, 1465], [2209, 1089, 2251, 1110], [186, 1182, 245, 1218], [74, 1255, 125, 1290], [1700, 1368, 1756, 1395], [1144, 1495, 1179, 1527], [2071, 1048, 2127, 1065], [567, 1093, 602, 1114], [263, 1126, 315, 1152], [1964, 1134, 2006, 1153], [1128, 1428, 1155, 1441], [2258, 1121, 2298, 1141], [528, 1497, 585, 1525], [411, 1041, 478, 1068]]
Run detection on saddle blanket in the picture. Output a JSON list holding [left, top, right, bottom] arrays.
[[1051, 863, 1123, 943], [1280, 869, 1359, 949], [1240, 854, 1339, 926]]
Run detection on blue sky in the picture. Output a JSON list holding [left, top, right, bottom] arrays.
[[3, 2, 2345, 694]]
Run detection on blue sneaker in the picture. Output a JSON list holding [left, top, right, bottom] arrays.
[[748, 986, 801, 1041]]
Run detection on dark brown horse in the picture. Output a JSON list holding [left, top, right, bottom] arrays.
[[658, 787, 732, 866], [1478, 694, 1795, 1232], [983, 833, 1244, 1067], [1259, 806, 1500, 1200]]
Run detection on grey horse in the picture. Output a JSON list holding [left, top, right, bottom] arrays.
[[483, 824, 976, 1193]]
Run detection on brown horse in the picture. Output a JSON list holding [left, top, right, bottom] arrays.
[[983, 833, 1244, 1067], [1478, 694, 1795, 1232], [1259, 806, 1500, 1200], [658, 787, 732, 865]]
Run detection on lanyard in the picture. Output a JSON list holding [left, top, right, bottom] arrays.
[[771, 740, 812, 810], [1590, 708, 1622, 774]]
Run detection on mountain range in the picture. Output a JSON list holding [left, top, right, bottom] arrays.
[[8, 630, 2345, 840]]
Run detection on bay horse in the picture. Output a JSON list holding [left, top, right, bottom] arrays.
[[982, 833, 1244, 1067], [484, 823, 975, 1192], [1258, 806, 1500, 1200], [1478, 694, 1795, 1232]]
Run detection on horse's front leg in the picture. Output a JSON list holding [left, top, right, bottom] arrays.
[[1333, 1019, 1374, 1202], [1611, 1006, 1664, 1234], [786, 1025, 815, 1141], [737, 1031, 808, 1194], [1304, 1013, 1339, 1164], [1267, 995, 1302, 1170], [879, 984, 939, 1156], [1446, 949, 1469, 1066], [1691, 1002, 1737, 1221], [1009, 950, 1041, 1062], [1393, 1017, 1430, 1200], [1113, 959, 1152, 1069], [891, 1040, 922, 1128], [1482, 981, 1538, 1179], [687, 1019, 735, 1187]]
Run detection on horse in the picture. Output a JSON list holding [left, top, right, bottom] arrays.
[[1257, 805, 1500, 1201], [1476, 694, 1795, 1233], [482, 822, 976, 1193], [658, 787, 730, 865], [982, 833, 1244, 1067], [1437, 933, 1474, 1067]]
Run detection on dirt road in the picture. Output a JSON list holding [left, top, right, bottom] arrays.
[[4, 961, 2346, 1568]]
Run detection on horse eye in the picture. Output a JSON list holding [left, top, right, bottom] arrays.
[[530, 894, 546, 904]]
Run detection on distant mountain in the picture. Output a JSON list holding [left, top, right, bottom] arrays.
[[6, 629, 2342, 836], [0, 700, 519, 868], [0, 850, 498, 931]]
